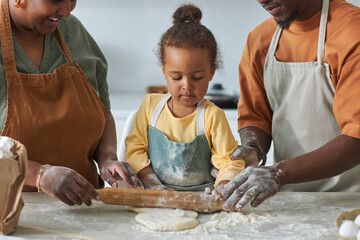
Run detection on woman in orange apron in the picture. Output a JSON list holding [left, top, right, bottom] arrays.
[[0, 0, 142, 206]]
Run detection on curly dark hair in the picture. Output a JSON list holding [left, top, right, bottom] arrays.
[[157, 4, 221, 70]]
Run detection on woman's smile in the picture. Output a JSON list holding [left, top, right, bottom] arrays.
[[47, 17, 61, 26]]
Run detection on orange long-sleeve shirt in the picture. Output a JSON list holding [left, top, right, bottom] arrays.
[[238, 0, 360, 139]]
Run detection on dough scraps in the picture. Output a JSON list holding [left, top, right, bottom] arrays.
[[126, 206, 199, 231]]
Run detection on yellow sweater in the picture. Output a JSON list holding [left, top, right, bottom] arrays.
[[125, 94, 245, 188]]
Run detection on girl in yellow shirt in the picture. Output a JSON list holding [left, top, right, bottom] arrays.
[[125, 4, 244, 191]]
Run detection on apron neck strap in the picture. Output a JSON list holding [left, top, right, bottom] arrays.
[[0, 0, 73, 77], [52, 28, 73, 65], [317, 0, 329, 65], [267, 26, 282, 58], [0, 0, 17, 76], [150, 93, 171, 127], [196, 98, 206, 136], [150, 93, 206, 136], [268, 0, 329, 65]]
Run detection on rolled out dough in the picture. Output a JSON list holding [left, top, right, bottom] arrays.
[[126, 206, 199, 231]]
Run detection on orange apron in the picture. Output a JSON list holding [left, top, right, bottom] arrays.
[[0, 0, 107, 191]]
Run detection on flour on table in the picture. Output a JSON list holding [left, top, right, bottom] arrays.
[[191, 210, 273, 233], [127, 206, 274, 234], [126, 206, 199, 231]]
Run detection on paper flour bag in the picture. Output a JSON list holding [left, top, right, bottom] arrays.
[[0, 136, 27, 235]]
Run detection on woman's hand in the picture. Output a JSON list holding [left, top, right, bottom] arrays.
[[39, 166, 99, 206], [215, 165, 282, 211], [99, 160, 144, 189]]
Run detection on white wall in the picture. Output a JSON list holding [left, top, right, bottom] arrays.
[[72, 0, 360, 95], [72, 1, 269, 94]]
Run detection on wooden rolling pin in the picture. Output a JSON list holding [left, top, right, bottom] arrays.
[[97, 187, 225, 213]]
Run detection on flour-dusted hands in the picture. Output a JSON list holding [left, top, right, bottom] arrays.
[[210, 144, 260, 177], [215, 165, 282, 210], [208, 144, 261, 186], [39, 166, 99, 206], [99, 160, 144, 189], [230, 144, 261, 167]]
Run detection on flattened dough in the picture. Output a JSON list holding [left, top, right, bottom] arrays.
[[126, 206, 198, 231]]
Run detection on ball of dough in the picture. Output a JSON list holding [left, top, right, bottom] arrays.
[[127, 207, 199, 231]]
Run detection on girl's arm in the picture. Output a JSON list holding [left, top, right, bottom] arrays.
[[208, 107, 245, 189], [125, 95, 170, 190]]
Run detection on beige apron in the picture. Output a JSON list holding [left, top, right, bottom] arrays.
[[0, 0, 107, 191], [0, 137, 27, 235], [264, 0, 360, 191]]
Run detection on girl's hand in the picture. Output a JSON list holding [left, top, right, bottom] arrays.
[[99, 160, 144, 189], [39, 166, 100, 206], [204, 181, 228, 199]]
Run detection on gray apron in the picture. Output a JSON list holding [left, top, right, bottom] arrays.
[[264, 0, 360, 191], [148, 93, 215, 191]]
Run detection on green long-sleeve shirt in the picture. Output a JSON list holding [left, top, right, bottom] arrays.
[[0, 14, 110, 131]]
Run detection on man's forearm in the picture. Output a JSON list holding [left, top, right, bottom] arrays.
[[277, 134, 360, 185], [239, 126, 272, 164]]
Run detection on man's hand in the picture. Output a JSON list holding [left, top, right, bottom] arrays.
[[216, 165, 282, 210], [230, 145, 261, 167]]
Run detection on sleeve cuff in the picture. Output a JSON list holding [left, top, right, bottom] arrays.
[[214, 162, 245, 188]]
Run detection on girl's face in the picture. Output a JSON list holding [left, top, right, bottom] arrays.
[[11, 0, 77, 35], [162, 47, 215, 114]]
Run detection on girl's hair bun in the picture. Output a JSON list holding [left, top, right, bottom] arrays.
[[173, 4, 202, 24]]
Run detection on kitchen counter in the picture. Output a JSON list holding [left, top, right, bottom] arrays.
[[7, 191, 359, 240]]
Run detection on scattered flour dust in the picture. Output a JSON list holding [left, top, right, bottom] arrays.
[[192, 211, 273, 233], [126, 206, 274, 234]]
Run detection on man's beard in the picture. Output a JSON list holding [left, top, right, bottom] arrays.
[[275, 9, 299, 28]]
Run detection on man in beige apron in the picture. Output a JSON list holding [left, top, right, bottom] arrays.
[[217, 0, 360, 210], [0, 0, 142, 206]]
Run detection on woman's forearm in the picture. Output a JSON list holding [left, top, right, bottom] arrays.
[[94, 111, 118, 167], [25, 159, 42, 187]]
